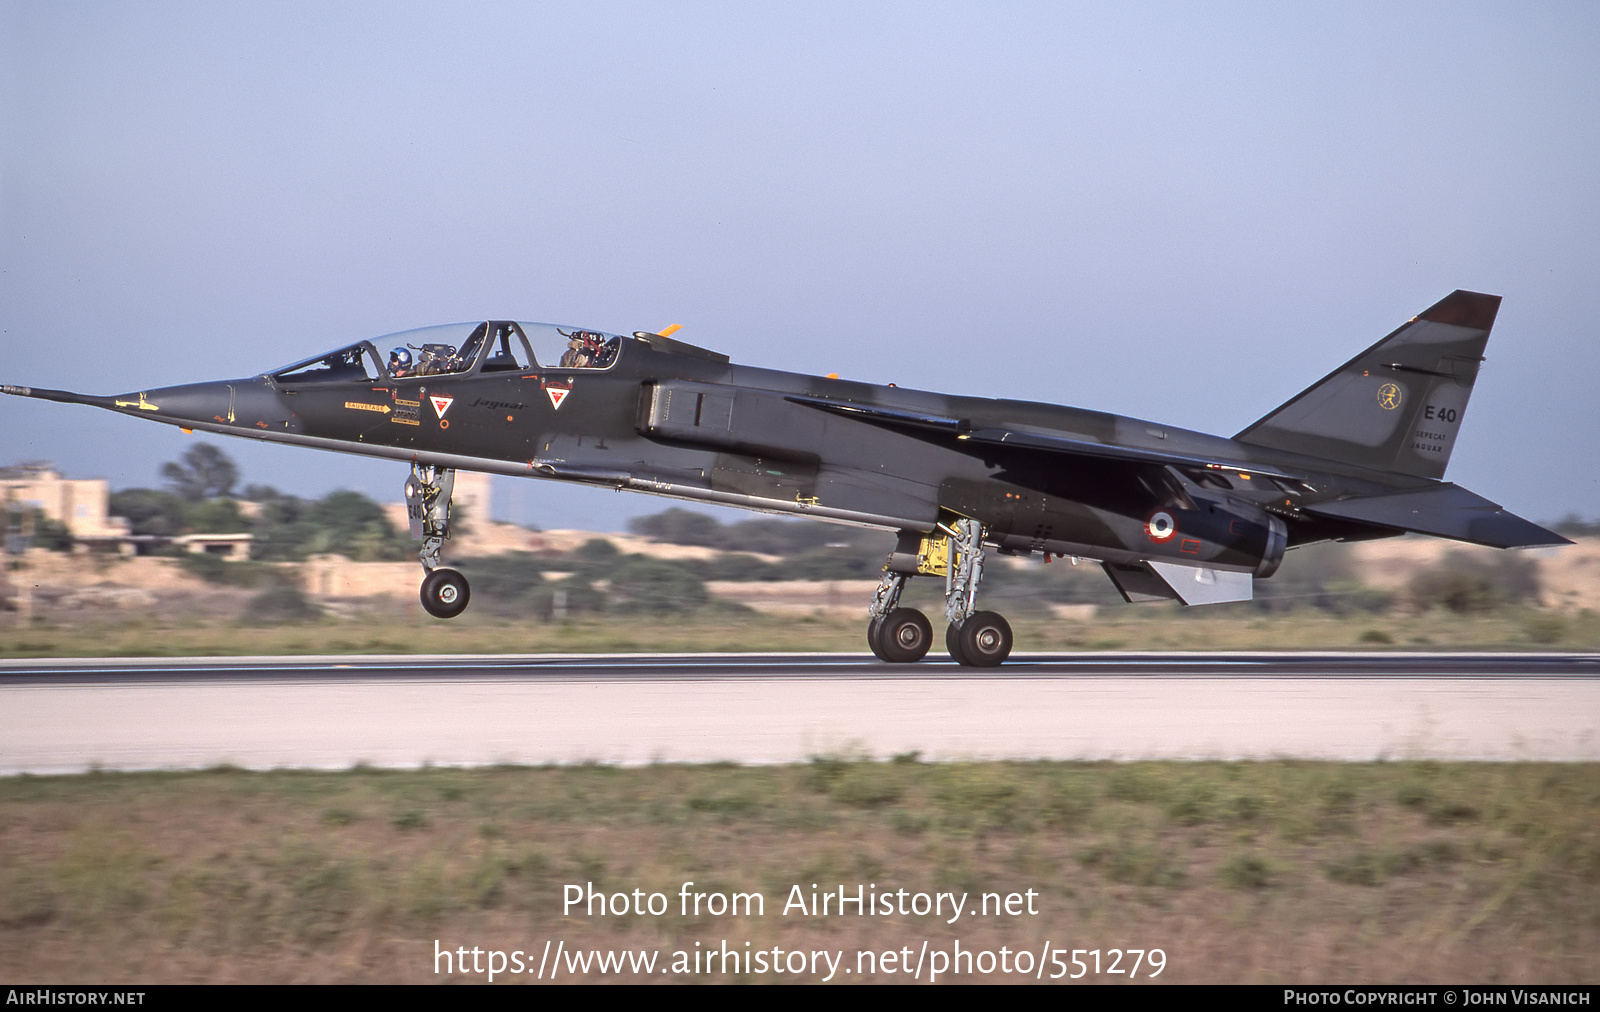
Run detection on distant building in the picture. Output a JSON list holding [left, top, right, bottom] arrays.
[[0, 462, 129, 540], [172, 533, 254, 559], [1, 461, 252, 557]]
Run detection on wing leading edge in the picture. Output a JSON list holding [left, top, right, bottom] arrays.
[[784, 394, 1303, 479]]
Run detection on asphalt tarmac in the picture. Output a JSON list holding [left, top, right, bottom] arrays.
[[2, 652, 1597, 772]]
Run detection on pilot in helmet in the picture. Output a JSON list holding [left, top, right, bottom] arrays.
[[389, 348, 413, 377], [559, 332, 591, 368]]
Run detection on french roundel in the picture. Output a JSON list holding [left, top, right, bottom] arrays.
[[1145, 511, 1177, 543]]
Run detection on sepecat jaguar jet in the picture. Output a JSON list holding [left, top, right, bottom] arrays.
[[3, 290, 1568, 666]]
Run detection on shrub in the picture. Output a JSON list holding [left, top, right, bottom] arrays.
[[5, 511, 74, 552], [1409, 551, 1538, 613], [244, 586, 323, 624], [1524, 612, 1566, 645], [1220, 854, 1273, 889], [178, 553, 276, 587], [606, 556, 707, 614], [628, 509, 722, 546]]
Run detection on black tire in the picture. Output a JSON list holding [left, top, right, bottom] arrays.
[[956, 611, 1012, 667], [945, 622, 968, 664], [420, 568, 471, 619], [878, 608, 932, 663], [867, 617, 894, 661]]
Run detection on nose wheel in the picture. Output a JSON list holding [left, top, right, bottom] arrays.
[[420, 567, 471, 619]]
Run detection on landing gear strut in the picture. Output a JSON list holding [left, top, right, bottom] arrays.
[[406, 463, 470, 619], [940, 517, 1012, 667], [865, 517, 1013, 666]]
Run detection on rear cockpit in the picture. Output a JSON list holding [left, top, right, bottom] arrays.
[[516, 322, 625, 371]]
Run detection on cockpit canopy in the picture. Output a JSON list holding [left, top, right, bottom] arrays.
[[268, 321, 632, 385]]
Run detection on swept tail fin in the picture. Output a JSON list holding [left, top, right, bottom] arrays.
[[1234, 290, 1499, 480]]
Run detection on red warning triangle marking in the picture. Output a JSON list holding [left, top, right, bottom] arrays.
[[546, 386, 570, 410], [430, 395, 454, 419]]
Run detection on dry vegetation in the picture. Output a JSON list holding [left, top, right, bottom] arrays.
[[2, 762, 1596, 983], [2, 600, 1598, 659]]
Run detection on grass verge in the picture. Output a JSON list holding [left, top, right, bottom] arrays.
[[3, 605, 1598, 657], [2, 761, 1596, 982]]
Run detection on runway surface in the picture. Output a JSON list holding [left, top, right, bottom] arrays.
[[3, 652, 1598, 772]]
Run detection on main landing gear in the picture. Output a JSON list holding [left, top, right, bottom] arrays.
[[866, 517, 1013, 667], [406, 463, 470, 618]]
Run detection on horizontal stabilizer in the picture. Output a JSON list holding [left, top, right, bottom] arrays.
[[1303, 484, 1570, 549], [1102, 560, 1254, 605]]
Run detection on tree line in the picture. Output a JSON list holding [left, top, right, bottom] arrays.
[[110, 443, 411, 562]]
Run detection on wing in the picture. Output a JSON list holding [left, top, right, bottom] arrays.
[[783, 394, 1305, 480]]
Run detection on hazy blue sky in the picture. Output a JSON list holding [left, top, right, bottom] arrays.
[[3, 2, 1596, 530]]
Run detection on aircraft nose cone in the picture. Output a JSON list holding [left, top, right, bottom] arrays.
[[111, 380, 231, 423], [112, 377, 289, 432]]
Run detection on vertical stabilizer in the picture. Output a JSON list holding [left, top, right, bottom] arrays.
[[1234, 290, 1500, 479]]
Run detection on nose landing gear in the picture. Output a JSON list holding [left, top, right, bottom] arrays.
[[406, 462, 471, 619]]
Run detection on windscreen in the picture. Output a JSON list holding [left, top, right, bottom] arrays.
[[270, 343, 383, 384]]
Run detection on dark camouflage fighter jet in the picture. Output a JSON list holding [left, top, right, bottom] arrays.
[[3, 290, 1567, 665]]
